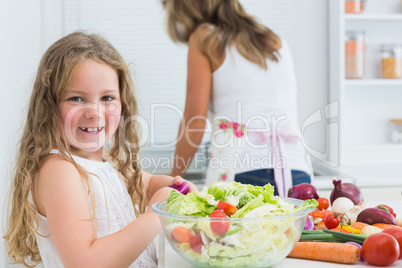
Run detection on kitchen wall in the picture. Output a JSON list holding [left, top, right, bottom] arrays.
[[0, 1, 328, 267]]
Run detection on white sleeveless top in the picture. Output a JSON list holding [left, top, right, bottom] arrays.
[[210, 39, 310, 175], [34, 150, 157, 267]]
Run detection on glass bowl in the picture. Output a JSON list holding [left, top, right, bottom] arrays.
[[152, 197, 314, 267]]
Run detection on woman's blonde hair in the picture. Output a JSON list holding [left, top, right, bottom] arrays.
[[162, 0, 281, 69], [3, 31, 146, 267]]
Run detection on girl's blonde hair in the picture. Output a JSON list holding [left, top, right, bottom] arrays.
[[3, 31, 146, 267], [162, 0, 281, 69]]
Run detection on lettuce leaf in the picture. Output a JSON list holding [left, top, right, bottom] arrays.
[[167, 191, 215, 217]]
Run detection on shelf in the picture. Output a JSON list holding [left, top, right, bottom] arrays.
[[344, 79, 402, 86], [344, 14, 402, 21]]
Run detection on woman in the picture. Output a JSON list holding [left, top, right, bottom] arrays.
[[162, 0, 312, 196]]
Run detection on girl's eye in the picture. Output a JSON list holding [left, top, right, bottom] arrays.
[[68, 96, 82, 102], [101, 96, 114, 101]]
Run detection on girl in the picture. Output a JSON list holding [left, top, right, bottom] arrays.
[[4, 31, 196, 267], [162, 0, 313, 196]]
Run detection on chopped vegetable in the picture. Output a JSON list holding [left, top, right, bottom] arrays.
[[189, 233, 204, 253], [164, 182, 318, 267], [303, 216, 315, 230], [360, 225, 382, 236], [288, 242, 361, 264], [171, 226, 192, 243], [169, 181, 189, 195], [357, 207, 397, 225], [217, 200, 237, 216], [210, 210, 230, 235]]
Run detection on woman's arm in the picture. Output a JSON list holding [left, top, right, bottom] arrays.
[[171, 29, 213, 177], [35, 157, 171, 268]]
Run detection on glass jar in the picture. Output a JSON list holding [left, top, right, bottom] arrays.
[[345, 31, 366, 79], [390, 119, 402, 143], [345, 0, 365, 13], [381, 44, 402, 79]]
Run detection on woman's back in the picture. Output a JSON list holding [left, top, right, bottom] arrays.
[[210, 39, 309, 175]]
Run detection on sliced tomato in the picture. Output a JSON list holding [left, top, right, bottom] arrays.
[[189, 233, 204, 253], [217, 201, 237, 216], [309, 210, 333, 219], [210, 210, 230, 235]]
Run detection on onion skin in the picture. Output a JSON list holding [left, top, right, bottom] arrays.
[[303, 216, 316, 230], [330, 179, 364, 205], [287, 183, 319, 200], [169, 181, 189, 195], [357, 208, 397, 225]]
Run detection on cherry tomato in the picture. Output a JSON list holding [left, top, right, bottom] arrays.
[[210, 210, 230, 235], [376, 204, 397, 218], [382, 226, 402, 259], [217, 200, 238, 216], [324, 213, 342, 229], [362, 233, 399, 266], [317, 197, 330, 210], [189, 233, 204, 253]]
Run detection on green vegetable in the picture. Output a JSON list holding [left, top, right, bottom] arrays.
[[300, 230, 368, 245], [167, 191, 215, 217]]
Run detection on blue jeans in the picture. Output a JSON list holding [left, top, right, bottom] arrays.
[[234, 169, 311, 196]]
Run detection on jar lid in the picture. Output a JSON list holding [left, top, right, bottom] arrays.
[[345, 31, 366, 42], [381, 44, 402, 57], [390, 119, 402, 124]]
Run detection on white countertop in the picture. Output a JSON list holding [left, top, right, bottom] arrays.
[[158, 200, 402, 268]]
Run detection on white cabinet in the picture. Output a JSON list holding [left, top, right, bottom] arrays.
[[324, 0, 402, 178]]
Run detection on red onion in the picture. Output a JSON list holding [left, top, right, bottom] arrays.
[[169, 181, 189, 195], [287, 183, 319, 200], [330, 179, 363, 205], [303, 216, 315, 230], [345, 242, 364, 262]]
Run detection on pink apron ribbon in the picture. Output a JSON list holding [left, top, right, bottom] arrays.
[[270, 129, 299, 197]]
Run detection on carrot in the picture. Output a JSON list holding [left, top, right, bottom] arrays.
[[372, 223, 398, 230], [351, 221, 368, 230], [171, 226, 191, 243], [288, 242, 360, 264]]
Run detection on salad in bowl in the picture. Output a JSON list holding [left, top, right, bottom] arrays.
[[152, 182, 318, 267]]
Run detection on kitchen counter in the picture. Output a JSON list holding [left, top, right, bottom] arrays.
[[158, 200, 402, 268]]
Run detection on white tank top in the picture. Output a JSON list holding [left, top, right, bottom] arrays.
[[34, 150, 157, 267], [210, 40, 310, 174]]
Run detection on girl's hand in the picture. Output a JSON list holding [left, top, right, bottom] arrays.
[[171, 176, 198, 193]]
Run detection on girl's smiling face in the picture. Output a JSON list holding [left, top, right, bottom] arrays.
[[59, 60, 121, 160]]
